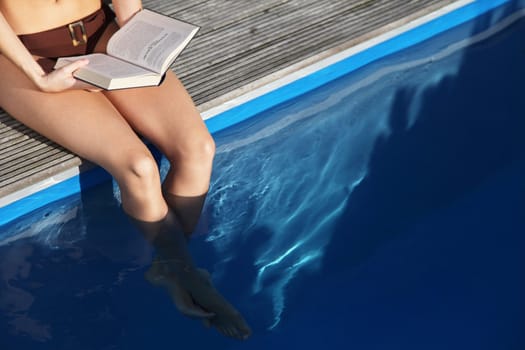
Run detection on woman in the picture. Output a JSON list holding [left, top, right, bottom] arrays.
[[0, 0, 250, 339]]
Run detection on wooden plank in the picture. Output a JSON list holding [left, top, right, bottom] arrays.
[[0, 138, 54, 165], [180, 0, 452, 103], [0, 156, 81, 197]]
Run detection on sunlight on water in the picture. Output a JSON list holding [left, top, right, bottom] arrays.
[[203, 76, 393, 329]]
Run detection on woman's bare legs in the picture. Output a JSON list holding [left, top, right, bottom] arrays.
[[104, 72, 251, 339], [98, 23, 248, 337]]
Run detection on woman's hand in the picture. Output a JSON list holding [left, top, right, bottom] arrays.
[[35, 59, 100, 92], [1, 11, 101, 93]]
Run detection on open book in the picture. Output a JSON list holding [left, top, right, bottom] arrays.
[[54, 9, 199, 90]]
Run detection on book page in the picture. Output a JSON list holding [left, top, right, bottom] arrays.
[[107, 10, 198, 74], [56, 54, 153, 78]]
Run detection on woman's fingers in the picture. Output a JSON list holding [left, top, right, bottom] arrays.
[[40, 59, 90, 92]]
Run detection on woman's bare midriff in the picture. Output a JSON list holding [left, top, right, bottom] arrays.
[[0, 0, 102, 35]]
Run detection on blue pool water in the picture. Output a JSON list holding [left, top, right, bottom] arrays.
[[1, 3, 525, 349]]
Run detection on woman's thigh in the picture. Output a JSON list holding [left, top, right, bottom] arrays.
[[0, 54, 151, 177], [103, 72, 211, 159]]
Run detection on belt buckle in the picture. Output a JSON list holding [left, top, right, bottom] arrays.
[[68, 21, 87, 47]]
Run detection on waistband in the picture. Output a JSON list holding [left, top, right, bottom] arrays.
[[18, 4, 115, 58]]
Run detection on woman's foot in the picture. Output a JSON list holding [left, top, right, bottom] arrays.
[[145, 260, 252, 340], [145, 261, 214, 319]]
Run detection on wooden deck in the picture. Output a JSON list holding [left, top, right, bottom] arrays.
[[0, 0, 455, 207]]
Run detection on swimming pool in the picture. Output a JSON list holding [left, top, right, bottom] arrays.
[[1, 1, 525, 349]]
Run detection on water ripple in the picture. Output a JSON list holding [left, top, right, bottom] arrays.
[[205, 74, 393, 328]]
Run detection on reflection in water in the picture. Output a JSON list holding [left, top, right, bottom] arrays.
[[0, 199, 150, 343], [0, 201, 87, 341], [0, 244, 51, 341]]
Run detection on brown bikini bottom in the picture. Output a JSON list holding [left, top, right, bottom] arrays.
[[18, 4, 116, 59]]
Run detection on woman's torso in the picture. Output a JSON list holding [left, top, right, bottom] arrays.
[[0, 0, 101, 35]]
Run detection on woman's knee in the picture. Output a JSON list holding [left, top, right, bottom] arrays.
[[117, 152, 169, 221], [169, 132, 216, 167], [196, 133, 216, 163], [117, 152, 161, 189]]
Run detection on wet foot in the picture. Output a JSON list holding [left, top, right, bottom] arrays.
[[145, 261, 252, 340], [195, 269, 252, 340], [145, 262, 214, 319]]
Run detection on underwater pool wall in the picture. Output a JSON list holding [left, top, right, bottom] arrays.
[[0, 0, 523, 227]]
